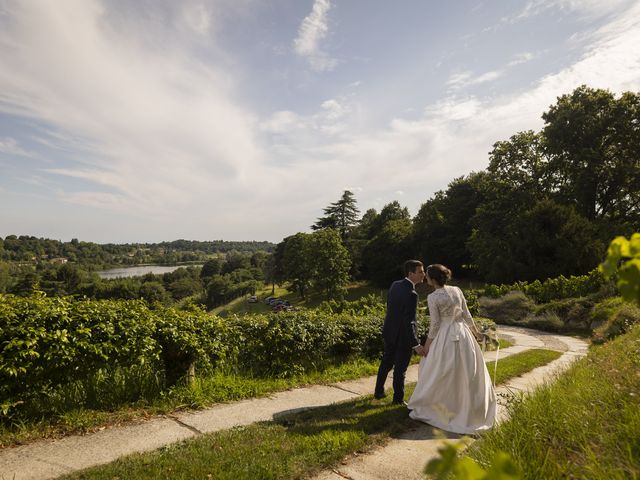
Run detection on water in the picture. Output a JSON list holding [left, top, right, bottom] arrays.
[[96, 265, 201, 279]]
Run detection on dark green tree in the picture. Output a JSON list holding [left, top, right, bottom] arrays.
[[368, 201, 410, 238], [312, 190, 360, 240], [362, 218, 414, 287], [542, 86, 640, 224], [309, 229, 351, 298], [413, 172, 488, 275], [200, 258, 222, 278]]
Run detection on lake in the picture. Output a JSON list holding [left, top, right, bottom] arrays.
[[96, 265, 202, 279]]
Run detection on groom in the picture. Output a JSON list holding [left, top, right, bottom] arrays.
[[374, 260, 426, 404]]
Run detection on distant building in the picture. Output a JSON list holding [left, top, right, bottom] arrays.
[[49, 257, 68, 264]]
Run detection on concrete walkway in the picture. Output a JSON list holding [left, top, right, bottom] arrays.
[[312, 328, 589, 480], [0, 327, 588, 480]]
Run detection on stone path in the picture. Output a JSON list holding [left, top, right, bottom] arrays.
[[312, 328, 589, 480], [0, 327, 588, 480]]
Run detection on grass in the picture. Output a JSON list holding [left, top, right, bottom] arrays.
[[0, 337, 514, 448], [466, 325, 640, 479], [0, 356, 382, 448], [212, 282, 387, 316], [61, 348, 559, 480]]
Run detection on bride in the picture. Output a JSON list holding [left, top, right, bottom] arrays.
[[408, 264, 496, 435]]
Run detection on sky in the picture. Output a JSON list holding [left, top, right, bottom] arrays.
[[1, 0, 639, 244]]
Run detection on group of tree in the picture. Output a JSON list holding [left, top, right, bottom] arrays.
[[276, 85, 639, 289], [0, 236, 274, 268], [0, 250, 270, 309]]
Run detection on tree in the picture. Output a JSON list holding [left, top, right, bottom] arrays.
[[487, 130, 548, 197], [542, 86, 640, 224], [200, 258, 222, 278], [413, 173, 488, 275], [205, 274, 233, 308], [312, 190, 360, 240], [281, 233, 314, 298], [221, 251, 251, 274], [139, 281, 170, 305], [368, 201, 410, 238], [308, 229, 351, 298], [470, 198, 601, 283], [362, 218, 414, 287]]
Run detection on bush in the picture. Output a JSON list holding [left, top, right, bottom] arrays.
[[483, 269, 608, 303], [478, 291, 535, 324], [591, 297, 640, 343]]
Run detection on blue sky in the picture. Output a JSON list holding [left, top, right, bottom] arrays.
[[1, 0, 639, 243]]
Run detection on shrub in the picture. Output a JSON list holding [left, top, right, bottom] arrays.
[[482, 269, 608, 303], [591, 297, 640, 343], [478, 291, 535, 324]]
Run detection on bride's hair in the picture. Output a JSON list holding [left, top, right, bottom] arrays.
[[426, 264, 452, 285]]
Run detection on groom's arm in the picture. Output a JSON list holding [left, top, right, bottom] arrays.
[[403, 290, 421, 349]]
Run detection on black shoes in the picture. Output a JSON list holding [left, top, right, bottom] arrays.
[[373, 392, 386, 399]]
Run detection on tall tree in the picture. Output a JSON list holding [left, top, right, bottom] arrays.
[[542, 86, 640, 224], [312, 190, 360, 240], [362, 218, 414, 287], [413, 172, 488, 275], [368, 201, 410, 238], [309, 229, 351, 298]]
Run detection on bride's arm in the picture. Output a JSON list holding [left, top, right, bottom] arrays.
[[426, 295, 441, 343], [459, 287, 482, 339]]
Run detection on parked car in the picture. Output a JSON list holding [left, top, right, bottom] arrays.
[[247, 295, 258, 303], [264, 296, 276, 304]]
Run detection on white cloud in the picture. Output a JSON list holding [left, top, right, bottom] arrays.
[[510, 0, 634, 22], [508, 52, 535, 66], [268, 1, 640, 216], [293, 0, 337, 71], [0, 137, 31, 157], [0, 0, 264, 218], [181, 3, 212, 35], [447, 69, 504, 89]]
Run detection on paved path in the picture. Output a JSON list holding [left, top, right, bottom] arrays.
[[0, 327, 588, 480], [312, 328, 589, 480]]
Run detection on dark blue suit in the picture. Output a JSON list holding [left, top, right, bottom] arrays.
[[374, 278, 421, 403]]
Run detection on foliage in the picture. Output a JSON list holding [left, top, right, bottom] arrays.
[[311, 190, 360, 240], [0, 235, 274, 268], [0, 292, 400, 418], [361, 218, 414, 287], [426, 440, 522, 480], [276, 230, 351, 299], [590, 297, 640, 343], [600, 233, 640, 305], [542, 86, 640, 223], [482, 269, 607, 303], [478, 291, 536, 324], [413, 172, 488, 276]]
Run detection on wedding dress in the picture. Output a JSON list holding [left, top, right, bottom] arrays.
[[408, 285, 496, 434]]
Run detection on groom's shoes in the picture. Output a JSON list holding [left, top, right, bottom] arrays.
[[373, 392, 386, 400]]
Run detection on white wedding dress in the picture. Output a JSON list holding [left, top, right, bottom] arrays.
[[408, 285, 496, 435]]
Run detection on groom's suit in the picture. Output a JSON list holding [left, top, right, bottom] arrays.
[[374, 278, 421, 403]]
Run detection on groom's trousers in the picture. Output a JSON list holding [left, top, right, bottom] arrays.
[[374, 341, 412, 403]]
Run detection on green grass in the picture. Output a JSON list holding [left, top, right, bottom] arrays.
[[61, 348, 559, 480], [0, 337, 514, 447], [490, 349, 561, 385], [466, 325, 640, 479], [212, 282, 387, 316], [0, 356, 385, 448]]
